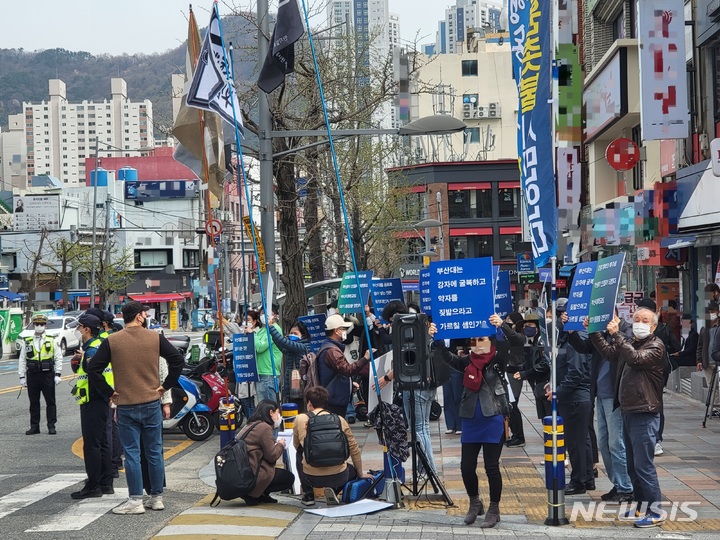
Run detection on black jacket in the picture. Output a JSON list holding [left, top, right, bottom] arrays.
[[555, 327, 592, 403]]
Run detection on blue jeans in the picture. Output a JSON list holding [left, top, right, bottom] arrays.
[[596, 397, 633, 493], [256, 375, 279, 404], [403, 387, 437, 474], [116, 401, 164, 498], [622, 412, 662, 511], [442, 370, 463, 432]]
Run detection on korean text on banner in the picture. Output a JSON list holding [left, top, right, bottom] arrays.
[[298, 314, 327, 354], [337, 271, 373, 314], [493, 267, 513, 319], [233, 333, 258, 383], [419, 268, 432, 316], [430, 257, 495, 340], [564, 261, 598, 331], [370, 278, 404, 323], [587, 253, 626, 333], [637, 0, 689, 141], [509, 0, 557, 268]]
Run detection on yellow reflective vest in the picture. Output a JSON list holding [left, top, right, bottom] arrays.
[[73, 338, 113, 405]]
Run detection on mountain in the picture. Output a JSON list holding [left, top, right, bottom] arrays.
[[0, 14, 259, 136]]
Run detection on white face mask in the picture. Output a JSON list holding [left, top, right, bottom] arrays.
[[632, 322, 652, 339], [273, 415, 283, 429], [34, 324, 45, 334], [259, 314, 267, 325], [711, 313, 718, 322], [340, 331, 347, 341]]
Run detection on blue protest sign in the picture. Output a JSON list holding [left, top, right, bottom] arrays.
[[337, 271, 373, 314], [493, 268, 512, 319], [298, 314, 327, 353], [370, 278, 404, 322], [587, 253, 626, 333], [419, 268, 432, 315], [232, 334, 257, 383], [564, 261, 598, 331], [430, 257, 495, 340]]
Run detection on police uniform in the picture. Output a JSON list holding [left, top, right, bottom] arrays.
[[18, 317, 63, 435], [71, 314, 115, 498]]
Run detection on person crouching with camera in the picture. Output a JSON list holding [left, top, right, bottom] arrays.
[[432, 314, 512, 528]]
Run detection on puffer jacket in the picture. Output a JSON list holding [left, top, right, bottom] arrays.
[[589, 332, 666, 414]]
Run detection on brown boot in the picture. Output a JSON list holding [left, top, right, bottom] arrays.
[[464, 495, 485, 525], [480, 501, 500, 528]]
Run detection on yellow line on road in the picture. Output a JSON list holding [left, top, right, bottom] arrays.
[[72, 434, 195, 460], [0, 374, 75, 395]]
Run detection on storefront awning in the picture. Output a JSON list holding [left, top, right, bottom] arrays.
[[0, 290, 25, 301], [78, 296, 100, 306], [660, 235, 696, 250], [129, 293, 185, 303]]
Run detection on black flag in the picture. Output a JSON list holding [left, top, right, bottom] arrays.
[[257, 0, 305, 93]]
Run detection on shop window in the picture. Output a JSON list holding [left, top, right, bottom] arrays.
[[451, 237, 468, 259], [182, 249, 200, 268], [470, 235, 494, 257], [499, 234, 521, 259], [134, 249, 171, 268], [448, 188, 492, 219], [498, 187, 520, 218]]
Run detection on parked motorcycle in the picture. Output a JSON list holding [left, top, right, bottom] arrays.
[[164, 375, 215, 441], [183, 351, 245, 428]]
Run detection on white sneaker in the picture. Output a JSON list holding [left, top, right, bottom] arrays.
[[444, 429, 455, 434], [654, 443, 664, 456], [112, 498, 145, 515], [324, 487, 340, 505], [144, 495, 165, 510]]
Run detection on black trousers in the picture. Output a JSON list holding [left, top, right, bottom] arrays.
[[27, 370, 56, 429], [558, 400, 593, 487], [507, 377, 525, 441], [264, 468, 295, 495], [106, 409, 123, 471], [461, 439, 504, 502], [80, 399, 113, 488]]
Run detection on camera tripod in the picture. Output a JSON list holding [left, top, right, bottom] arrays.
[[702, 364, 720, 428], [402, 385, 453, 506]]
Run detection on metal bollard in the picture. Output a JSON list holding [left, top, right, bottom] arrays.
[[218, 396, 236, 448], [543, 415, 568, 525]]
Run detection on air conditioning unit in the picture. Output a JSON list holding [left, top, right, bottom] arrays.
[[463, 103, 471, 111], [475, 107, 486, 118], [637, 247, 650, 261], [489, 102, 498, 110], [489, 110, 498, 118], [463, 111, 472, 119]]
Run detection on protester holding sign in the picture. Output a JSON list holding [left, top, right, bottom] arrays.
[[432, 315, 511, 528], [245, 310, 283, 403], [268, 321, 310, 407], [589, 310, 667, 529]]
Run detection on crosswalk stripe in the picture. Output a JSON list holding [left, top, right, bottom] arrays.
[[25, 493, 126, 532], [0, 473, 85, 520], [155, 524, 285, 537], [180, 506, 298, 520]]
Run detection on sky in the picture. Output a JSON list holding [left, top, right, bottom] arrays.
[[0, 0, 446, 56]]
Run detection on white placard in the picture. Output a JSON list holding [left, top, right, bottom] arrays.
[[367, 351, 394, 414]]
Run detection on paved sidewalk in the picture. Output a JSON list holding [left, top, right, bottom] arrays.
[[278, 386, 720, 538]]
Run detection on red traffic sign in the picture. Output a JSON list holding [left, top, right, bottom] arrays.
[[606, 138, 640, 172], [205, 219, 222, 237]]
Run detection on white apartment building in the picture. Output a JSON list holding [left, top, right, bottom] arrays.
[[440, 0, 503, 54], [0, 114, 27, 192], [410, 32, 516, 162], [22, 78, 154, 187]]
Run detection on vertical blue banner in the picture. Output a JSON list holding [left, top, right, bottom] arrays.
[[370, 278, 404, 323], [564, 261, 598, 331], [337, 271, 373, 314], [430, 257, 495, 340], [232, 333, 258, 382], [587, 253, 626, 333], [493, 268, 513, 319], [298, 314, 327, 353], [419, 268, 432, 315], [510, 0, 557, 268]]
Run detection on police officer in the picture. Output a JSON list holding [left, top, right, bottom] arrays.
[[18, 314, 63, 435], [71, 314, 115, 499]]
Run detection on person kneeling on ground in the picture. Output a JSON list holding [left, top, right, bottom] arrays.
[[235, 399, 295, 506], [293, 386, 372, 506]]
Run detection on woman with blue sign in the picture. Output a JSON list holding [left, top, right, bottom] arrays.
[[432, 314, 513, 528], [268, 320, 310, 407]]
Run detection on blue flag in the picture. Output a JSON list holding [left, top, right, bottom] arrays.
[[510, 0, 557, 268]]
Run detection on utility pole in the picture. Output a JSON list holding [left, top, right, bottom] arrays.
[[89, 143, 100, 309]]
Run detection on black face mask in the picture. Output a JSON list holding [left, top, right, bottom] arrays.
[[140, 315, 148, 328]]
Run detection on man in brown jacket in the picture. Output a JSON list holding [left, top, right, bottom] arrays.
[[88, 301, 183, 515], [293, 386, 371, 505], [590, 308, 666, 528]]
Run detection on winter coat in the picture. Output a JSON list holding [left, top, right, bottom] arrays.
[[237, 420, 285, 498], [590, 332, 666, 414]]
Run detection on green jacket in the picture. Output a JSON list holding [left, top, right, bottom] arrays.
[[254, 323, 283, 376]]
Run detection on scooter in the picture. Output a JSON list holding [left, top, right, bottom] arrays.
[[163, 375, 215, 441], [183, 351, 245, 428]]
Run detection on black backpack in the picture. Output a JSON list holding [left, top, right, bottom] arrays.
[[303, 411, 349, 467], [210, 422, 260, 506]]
